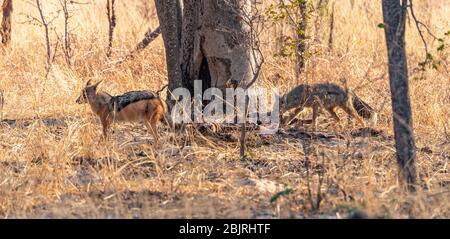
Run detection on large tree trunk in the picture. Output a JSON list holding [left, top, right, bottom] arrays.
[[179, 0, 202, 94], [197, 1, 254, 89], [155, 0, 254, 95], [382, 0, 417, 191], [1, 0, 13, 46]]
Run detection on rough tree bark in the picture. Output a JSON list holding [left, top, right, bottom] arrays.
[[131, 26, 161, 55], [154, 0, 183, 93], [1, 0, 13, 46], [328, 2, 334, 52], [106, 0, 116, 58], [197, 1, 254, 89], [156, 0, 258, 158], [382, 0, 417, 191], [155, 0, 254, 97], [61, 0, 72, 66], [295, 0, 308, 81]]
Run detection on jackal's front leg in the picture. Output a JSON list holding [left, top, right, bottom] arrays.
[[282, 107, 304, 126], [341, 104, 366, 128], [311, 104, 320, 131], [101, 118, 110, 139], [325, 107, 343, 129], [144, 121, 159, 145]]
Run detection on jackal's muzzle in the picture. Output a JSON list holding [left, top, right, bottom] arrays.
[[76, 90, 88, 104]]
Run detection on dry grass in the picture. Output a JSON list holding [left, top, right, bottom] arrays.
[[0, 0, 448, 218]]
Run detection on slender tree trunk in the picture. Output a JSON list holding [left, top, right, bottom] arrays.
[[1, 0, 13, 46], [155, 0, 183, 93], [382, 0, 417, 191], [180, 0, 200, 94], [106, 0, 116, 58], [328, 2, 335, 52], [36, 0, 51, 72], [131, 26, 161, 55], [61, 0, 72, 66], [295, 0, 308, 82]]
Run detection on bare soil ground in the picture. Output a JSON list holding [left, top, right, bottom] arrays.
[[0, 115, 448, 218]]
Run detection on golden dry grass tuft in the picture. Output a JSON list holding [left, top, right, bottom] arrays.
[[0, 0, 448, 218]]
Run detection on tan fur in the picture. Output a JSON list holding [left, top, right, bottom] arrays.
[[280, 83, 373, 129], [77, 80, 167, 143]]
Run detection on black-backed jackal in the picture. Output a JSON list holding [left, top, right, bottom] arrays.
[[280, 83, 377, 129], [76, 80, 167, 143]]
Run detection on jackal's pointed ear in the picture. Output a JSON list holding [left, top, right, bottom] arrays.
[[86, 79, 92, 86], [92, 79, 104, 89]]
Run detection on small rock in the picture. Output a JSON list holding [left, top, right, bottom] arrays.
[[348, 210, 369, 219], [158, 147, 180, 157], [419, 146, 433, 154], [353, 151, 364, 160]]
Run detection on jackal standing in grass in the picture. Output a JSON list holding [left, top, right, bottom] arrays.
[[280, 83, 377, 129], [76, 80, 167, 143]]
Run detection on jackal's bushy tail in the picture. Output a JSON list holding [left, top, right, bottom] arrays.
[[352, 94, 377, 126]]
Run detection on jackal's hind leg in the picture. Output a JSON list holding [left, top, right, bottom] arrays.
[[341, 104, 366, 128], [144, 122, 156, 143], [311, 104, 320, 131], [325, 107, 343, 129], [283, 107, 304, 126], [145, 116, 160, 145], [325, 107, 340, 122]]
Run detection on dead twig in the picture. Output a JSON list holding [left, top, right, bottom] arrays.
[[408, 0, 441, 72], [131, 26, 161, 56], [35, 0, 52, 75], [109, 26, 163, 64]]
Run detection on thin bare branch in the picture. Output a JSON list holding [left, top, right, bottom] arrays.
[[129, 26, 161, 56], [59, 0, 72, 66], [409, 0, 429, 65], [36, 0, 52, 73]]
